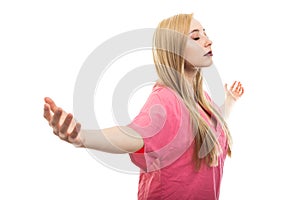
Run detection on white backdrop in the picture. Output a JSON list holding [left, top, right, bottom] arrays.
[[1, 0, 300, 199]]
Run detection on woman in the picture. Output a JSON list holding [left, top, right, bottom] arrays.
[[43, 13, 244, 200]]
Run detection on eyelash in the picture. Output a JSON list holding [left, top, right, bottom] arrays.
[[193, 37, 200, 41]]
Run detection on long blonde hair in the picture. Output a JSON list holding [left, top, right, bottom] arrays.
[[152, 13, 232, 170]]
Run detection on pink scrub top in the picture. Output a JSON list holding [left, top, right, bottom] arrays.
[[127, 83, 228, 200]]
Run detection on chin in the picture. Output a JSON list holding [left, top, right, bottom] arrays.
[[200, 60, 213, 68]]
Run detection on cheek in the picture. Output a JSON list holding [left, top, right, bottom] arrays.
[[184, 40, 206, 66]]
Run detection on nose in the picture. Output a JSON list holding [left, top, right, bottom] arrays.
[[204, 37, 212, 48]]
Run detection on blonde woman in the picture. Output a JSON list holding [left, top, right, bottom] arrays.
[[43, 13, 244, 200]]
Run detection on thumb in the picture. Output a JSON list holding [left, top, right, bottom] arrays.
[[224, 83, 228, 92]]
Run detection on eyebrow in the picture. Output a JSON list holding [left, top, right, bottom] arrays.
[[189, 28, 205, 34]]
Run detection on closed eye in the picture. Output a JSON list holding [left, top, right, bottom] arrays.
[[193, 37, 200, 41]]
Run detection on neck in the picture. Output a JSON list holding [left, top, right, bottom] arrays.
[[184, 68, 198, 86]]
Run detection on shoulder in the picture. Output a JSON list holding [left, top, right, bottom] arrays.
[[151, 84, 182, 107], [148, 84, 188, 122]]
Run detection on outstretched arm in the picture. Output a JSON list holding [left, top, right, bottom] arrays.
[[221, 81, 244, 120], [43, 97, 144, 153]]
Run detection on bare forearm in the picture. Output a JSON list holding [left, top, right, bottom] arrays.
[[221, 94, 236, 121], [221, 81, 244, 120], [79, 126, 144, 154]]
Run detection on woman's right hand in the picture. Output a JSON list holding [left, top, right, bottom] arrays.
[[43, 97, 84, 147]]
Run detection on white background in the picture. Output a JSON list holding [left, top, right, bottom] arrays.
[[1, 0, 300, 199]]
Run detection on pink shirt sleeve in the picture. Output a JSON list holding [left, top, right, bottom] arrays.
[[127, 87, 194, 172]]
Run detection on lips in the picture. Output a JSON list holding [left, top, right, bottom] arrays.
[[204, 51, 213, 56]]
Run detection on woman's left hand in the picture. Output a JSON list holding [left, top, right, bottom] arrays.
[[225, 81, 244, 101]]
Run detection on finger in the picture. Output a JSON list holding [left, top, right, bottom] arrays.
[[236, 82, 242, 92], [239, 82, 243, 91], [235, 82, 241, 92], [224, 83, 228, 92], [240, 87, 245, 96], [53, 129, 59, 135], [69, 123, 81, 140], [44, 97, 58, 112], [43, 104, 51, 122], [69, 123, 82, 147], [58, 132, 68, 140], [50, 108, 62, 130], [60, 113, 73, 134], [239, 84, 243, 92], [230, 81, 237, 91]]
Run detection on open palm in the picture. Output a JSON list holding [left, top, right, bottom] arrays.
[[225, 81, 244, 101]]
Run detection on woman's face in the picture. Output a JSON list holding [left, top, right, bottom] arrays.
[[184, 18, 213, 69]]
